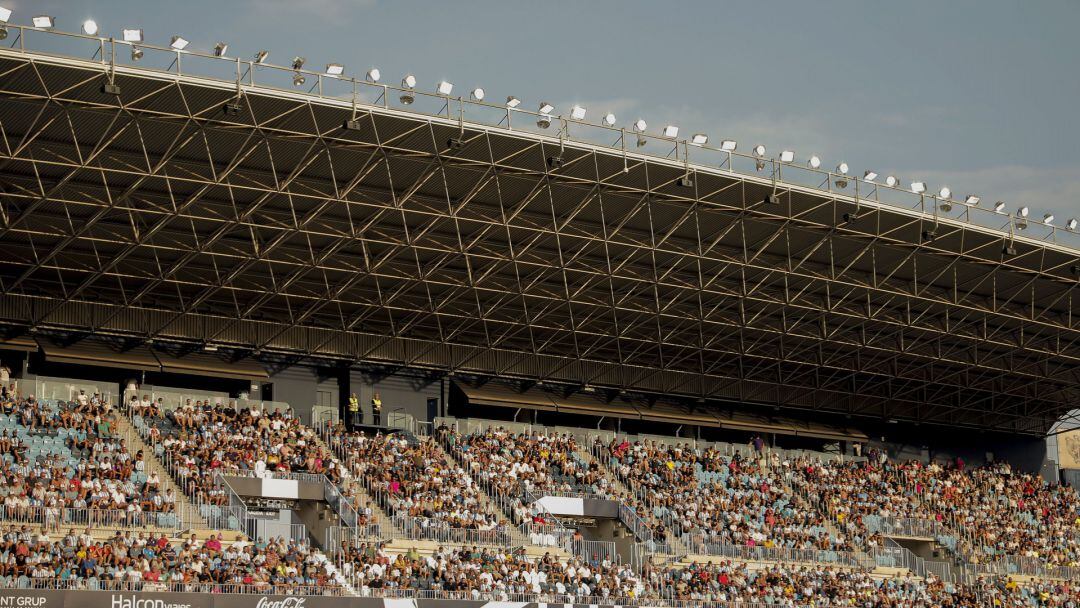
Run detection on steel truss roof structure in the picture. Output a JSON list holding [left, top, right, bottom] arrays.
[[1, 48, 1079, 435]]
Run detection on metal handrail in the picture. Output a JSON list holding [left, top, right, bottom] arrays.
[[2, 23, 1076, 253]]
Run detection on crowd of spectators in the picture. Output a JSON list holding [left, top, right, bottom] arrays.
[[0, 393, 176, 521], [327, 426, 504, 534], [792, 456, 1080, 568], [601, 438, 852, 555], [0, 525, 341, 592], [340, 542, 649, 600], [136, 402, 342, 505], [443, 427, 619, 499]]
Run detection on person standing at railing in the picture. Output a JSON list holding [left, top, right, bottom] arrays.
[[348, 393, 360, 429], [371, 393, 382, 426]]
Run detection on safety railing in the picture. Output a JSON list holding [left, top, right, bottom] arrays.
[[570, 539, 618, 565], [862, 514, 947, 539], [681, 539, 866, 569], [0, 578, 349, 595], [2, 23, 1073, 257], [0, 506, 177, 531], [223, 469, 327, 484], [32, 377, 113, 405], [390, 514, 516, 547]]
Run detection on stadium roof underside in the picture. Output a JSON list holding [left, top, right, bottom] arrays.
[[1, 50, 1079, 436]]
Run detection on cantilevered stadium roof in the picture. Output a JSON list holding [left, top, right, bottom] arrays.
[[2, 29, 1080, 435]]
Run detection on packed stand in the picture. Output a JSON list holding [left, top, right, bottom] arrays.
[[133, 401, 342, 506], [444, 427, 620, 499], [0, 392, 178, 527], [339, 542, 650, 601], [0, 526, 343, 593], [327, 426, 507, 538], [793, 455, 1080, 568], [600, 438, 854, 556]]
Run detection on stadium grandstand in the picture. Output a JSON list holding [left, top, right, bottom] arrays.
[[0, 12, 1078, 608]]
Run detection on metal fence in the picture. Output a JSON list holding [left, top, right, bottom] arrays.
[[681, 539, 865, 569]]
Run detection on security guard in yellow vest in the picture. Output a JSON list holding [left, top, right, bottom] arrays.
[[348, 392, 360, 427]]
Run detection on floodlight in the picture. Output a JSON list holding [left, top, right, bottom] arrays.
[[33, 15, 54, 29], [911, 181, 927, 194], [964, 195, 980, 206], [570, 105, 587, 120], [213, 42, 228, 57], [538, 102, 554, 114], [836, 162, 849, 175], [863, 170, 878, 181], [1044, 213, 1055, 224], [1017, 206, 1029, 218], [808, 155, 821, 169], [436, 80, 453, 95], [720, 140, 737, 151], [122, 28, 143, 43], [82, 20, 99, 35], [291, 57, 305, 70], [938, 186, 951, 199], [400, 75, 416, 105], [130, 46, 143, 61], [753, 144, 766, 157], [633, 119, 647, 132], [170, 36, 189, 51], [470, 88, 485, 101], [993, 201, 1007, 213], [1067, 218, 1078, 231], [885, 175, 899, 187], [537, 114, 552, 129], [602, 113, 616, 126], [292, 72, 305, 87], [1016, 218, 1028, 231], [662, 125, 679, 138], [939, 200, 952, 213], [0, 27, 8, 40], [366, 68, 381, 82], [253, 50, 269, 64], [0, 7, 10, 23], [505, 96, 521, 108], [779, 150, 795, 163], [325, 63, 345, 76], [691, 133, 708, 145]]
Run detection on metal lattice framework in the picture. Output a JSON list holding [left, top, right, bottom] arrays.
[[1, 47, 1080, 435]]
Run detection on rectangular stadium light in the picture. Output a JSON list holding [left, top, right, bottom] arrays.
[[691, 133, 709, 145], [780, 150, 795, 163], [911, 181, 927, 194], [170, 36, 189, 51], [965, 195, 980, 206], [122, 28, 143, 42], [538, 102, 554, 114], [720, 140, 737, 151], [0, 7, 12, 23], [33, 15, 54, 28], [863, 170, 878, 182], [662, 125, 679, 138], [325, 63, 345, 76], [570, 105, 587, 120]]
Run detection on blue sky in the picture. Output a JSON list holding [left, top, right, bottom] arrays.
[[16, 0, 1080, 219]]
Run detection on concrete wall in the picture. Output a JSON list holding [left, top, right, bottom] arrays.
[[347, 370, 441, 426], [267, 366, 339, 425]]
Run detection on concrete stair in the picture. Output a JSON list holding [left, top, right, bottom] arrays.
[[578, 442, 689, 557], [310, 432, 393, 537], [425, 437, 532, 548], [111, 411, 207, 530]]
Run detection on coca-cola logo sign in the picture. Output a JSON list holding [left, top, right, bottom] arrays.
[[255, 598, 306, 608]]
